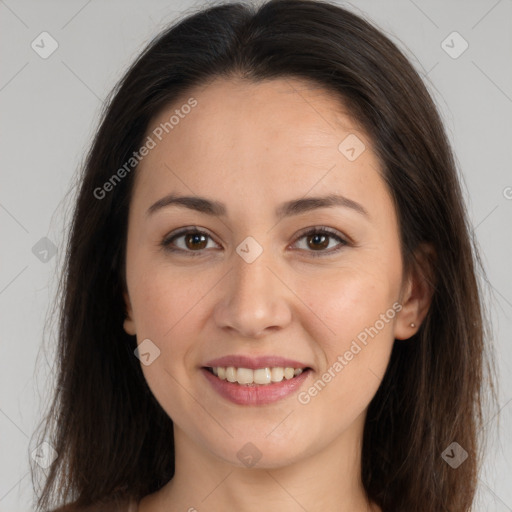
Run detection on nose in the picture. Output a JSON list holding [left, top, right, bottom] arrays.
[[213, 247, 293, 339]]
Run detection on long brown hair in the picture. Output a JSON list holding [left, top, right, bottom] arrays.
[[31, 1, 497, 510]]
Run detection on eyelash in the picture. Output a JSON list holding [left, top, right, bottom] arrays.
[[160, 226, 349, 258]]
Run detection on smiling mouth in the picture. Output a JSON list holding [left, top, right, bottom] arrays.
[[204, 366, 312, 386]]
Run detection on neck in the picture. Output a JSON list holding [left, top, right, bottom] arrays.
[[149, 413, 379, 512]]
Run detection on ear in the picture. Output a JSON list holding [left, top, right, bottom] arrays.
[[394, 243, 436, 340], [123, 291, 137, 336]]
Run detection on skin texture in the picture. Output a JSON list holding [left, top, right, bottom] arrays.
[[123, 77, 433, 512]]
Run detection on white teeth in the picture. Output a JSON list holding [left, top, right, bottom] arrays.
[[284, 367, 295, 380], [210, 366, 307, 385], [236, 367, 254, 385], [270, 367, 284, 382], [254, 368, 271, 384], [226, 366, 237, 382]]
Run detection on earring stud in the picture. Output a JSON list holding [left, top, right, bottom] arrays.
[[410, 322, 416, 328]]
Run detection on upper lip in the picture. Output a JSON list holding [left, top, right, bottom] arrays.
[[203, 355, 312, 370]]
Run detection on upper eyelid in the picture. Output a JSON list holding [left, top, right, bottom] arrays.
[[162, 226, 349, 252], [163, 227, 218, 245]]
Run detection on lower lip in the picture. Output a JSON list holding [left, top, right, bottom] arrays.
[[201, 368, 311, 406]]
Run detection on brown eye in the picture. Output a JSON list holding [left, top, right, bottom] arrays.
[[184, 232, 208, 250], [161, 228, 219, 255], [162, 226, 348, 257], [292, 227, 348, 257], [306, 233, 330, 251]]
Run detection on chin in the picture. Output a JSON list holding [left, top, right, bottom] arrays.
[[202, 429, 313, 469]]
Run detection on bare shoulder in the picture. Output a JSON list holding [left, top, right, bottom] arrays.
[[51, 498, 134, 512]]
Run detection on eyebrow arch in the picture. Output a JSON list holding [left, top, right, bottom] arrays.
[[146, 193, 369, 219]]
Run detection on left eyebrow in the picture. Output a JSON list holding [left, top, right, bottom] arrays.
[[146, 194, 227, 217], [146, 193, 369, 219]]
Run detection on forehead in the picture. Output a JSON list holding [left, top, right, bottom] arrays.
[[133, 77, 387, 215], [153, 76, 363, 154]]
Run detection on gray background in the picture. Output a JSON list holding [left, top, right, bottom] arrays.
[[0, 0, 511, 510]]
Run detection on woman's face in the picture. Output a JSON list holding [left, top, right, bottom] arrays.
[[123, 77, 417, 468]]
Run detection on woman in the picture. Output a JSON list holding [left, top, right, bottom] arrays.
[[31, 0, 496, 511]]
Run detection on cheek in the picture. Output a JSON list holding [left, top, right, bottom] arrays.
[[129, 267, 215, 418], [302, 262, 400, 347], [130, 263, 210, 336], [296, 263, 399, 406]]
